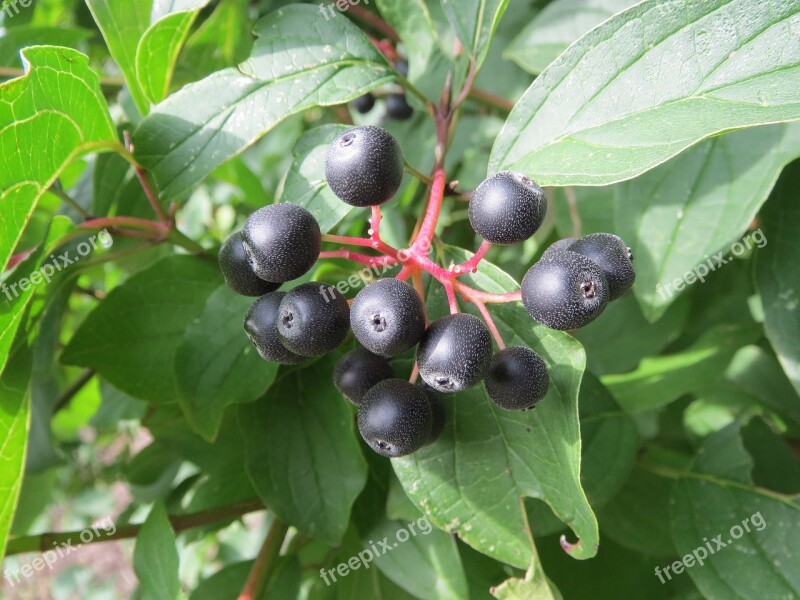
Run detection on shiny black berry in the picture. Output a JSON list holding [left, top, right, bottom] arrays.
[[468, 171, 546, 245], [351, 93, 375, 114], [219, 232, 280, 296], [386, 94, 413, 120], [276, 283, 350, 357], [351, 279, 425, 357], [417, 314, 493, 393], [325, 126, 404, 207], [422, 385, 446, 444], [242, 204, 321, 283], [485, 347, 549, 410], [244, 292, 306, 365], [521, 250, 609, 330], [358, 379, 432, 457], [541, 237, 577, 259], [333, 347, 394, 405], [570, 233, 635, 300]]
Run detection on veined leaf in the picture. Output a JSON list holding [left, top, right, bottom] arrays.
[[133, 503, 182, 600], [440, 0, 510, 69]]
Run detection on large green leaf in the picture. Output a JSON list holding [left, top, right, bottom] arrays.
[[61, 255, 222, 403], [134, 503, 182, 600], [489, 0, 800, 186], [134, 5, 394, 199], [0, 46, 117, 278], [440, 0, 510, 69], [135, 0, 211, 104], [238, 356, 368, 545], [615, 124, 800, 322], [505, 0, 636, 75], [393, 249, 598, 567], [85, 0, 152, 114], [756, 160, 800, 396], [174, 286, 278, 442]]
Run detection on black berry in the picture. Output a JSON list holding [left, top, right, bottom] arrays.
[[219, 232, 280, 297], [351, 93, 375, 114], [277, 283, 350, 357], [244, 292, 306, 365], [485, 347, 549, 410], [542, 237, 577, 259], [394, 58, 409, 77], [468, 171, 546, 245], [351, 279, 425, 357], [386, 94, 413, 120], [421, 385, 446, 444], [417, 313, 493, 393], [333, 347, 394, 405], [358, 379, 432, 457], [242, 204, 321, 283], [325, 126, 404, 207], [569, 233, 635, 300], [521, 250, 609, 330]]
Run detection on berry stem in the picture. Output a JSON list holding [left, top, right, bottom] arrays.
[[412, 168, 446, 253], [448, 240, 492, 277], [238, 518, 289, 600], [395, 265, 414, 281], [455, 283, 522, 304], [319, 249, 397, 268], [81, 216, 167, 235], [404, 162, 432, 185], [470, 298, 506, 350], [444, 281, 459, 314], [124, 130, 170, 225], [409, 361, 420, 384]]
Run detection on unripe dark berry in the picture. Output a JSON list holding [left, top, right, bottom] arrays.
[[351, 279, 425, 357], [325, 126, 404, 207], [421, 385, 446, 444], [358, 379, 432, 457], [485, 347, 549, 410], [219, 232, 280, 297], [351, 93, 375, 114], [242, 204, 321, 283], [468, 171, 547, 245], [277, 282, 350, 357], [244, 292, 306, 365], [569, 233, 635, 300], [521, 250, 609, 330], [386, 94, 413, 120], [541, 237, 577, 259], [417, 313, 493, 393], [333, 347, 394, 405]]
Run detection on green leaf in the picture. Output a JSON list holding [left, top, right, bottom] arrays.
[[0, 46, 117, 277], [440, 0, 510, 69], [491, 569, 558, 600], [134, 503, 182, 600], [615, 124, 800, 322], [489, 0, 800, 186], [135, 0, 211, 104], [0, 347, 32, 564], [238, 356, 368, 544], [134, 4, 394, 199], [85, 0, 153, 114], [756, 159, 800, 396], [175, 286, 278, 442], [62, 255, 222, 403], [505, 0, 636, 75], [667, 422, 800, 599], [0, 26, 91, 66], [393, 248, 598, 566]]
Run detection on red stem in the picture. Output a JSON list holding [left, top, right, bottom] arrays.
[[319, 249, 397, 268], [470, 298, 506, 350], [82, 216, 166, 234], [447, 240, 492, 277], [413, 168, 446, 252], [444, 281, 459, 314]]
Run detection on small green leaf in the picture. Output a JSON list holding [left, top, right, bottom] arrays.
[[175, 286, 278, 442], [0, 26, 91, 66], [239, 356, 368, 544], [62, 255, 222, 403], [756, 160, 800, 396], [134, 5, 394, 199], [134, 503, 182, 600], [490, 0, 800, 186], [440, 0, 510, 69]]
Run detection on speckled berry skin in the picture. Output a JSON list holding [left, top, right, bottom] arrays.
[[277, 283, 350, 357], [421, 385, 446, 444], [521, 250, 609, 330], [386, 94, 413, 120], [468, 171, 546, 245], [244, 292, 306, 365], [351, 93, 375, 114], [242, 204, 321, 283], [351, 279, 425, 357], [570, 233, 635, 300], [358, 379, 433, 457], [541, 237, 577, 259], [485, 347, 549, 410], [418, 313, 493, 393], [334, 347, 394, 405], [325, 126, 404, 207], [219, 232, 280, 297]]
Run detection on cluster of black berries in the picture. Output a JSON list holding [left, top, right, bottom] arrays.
[[351, 59, 413, 120], [219, 124, 634, 459]]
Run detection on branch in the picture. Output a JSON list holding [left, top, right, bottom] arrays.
[[54, 370, 95, 413], [347, 5, 399, 41], [238, 518, 289, 600]]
